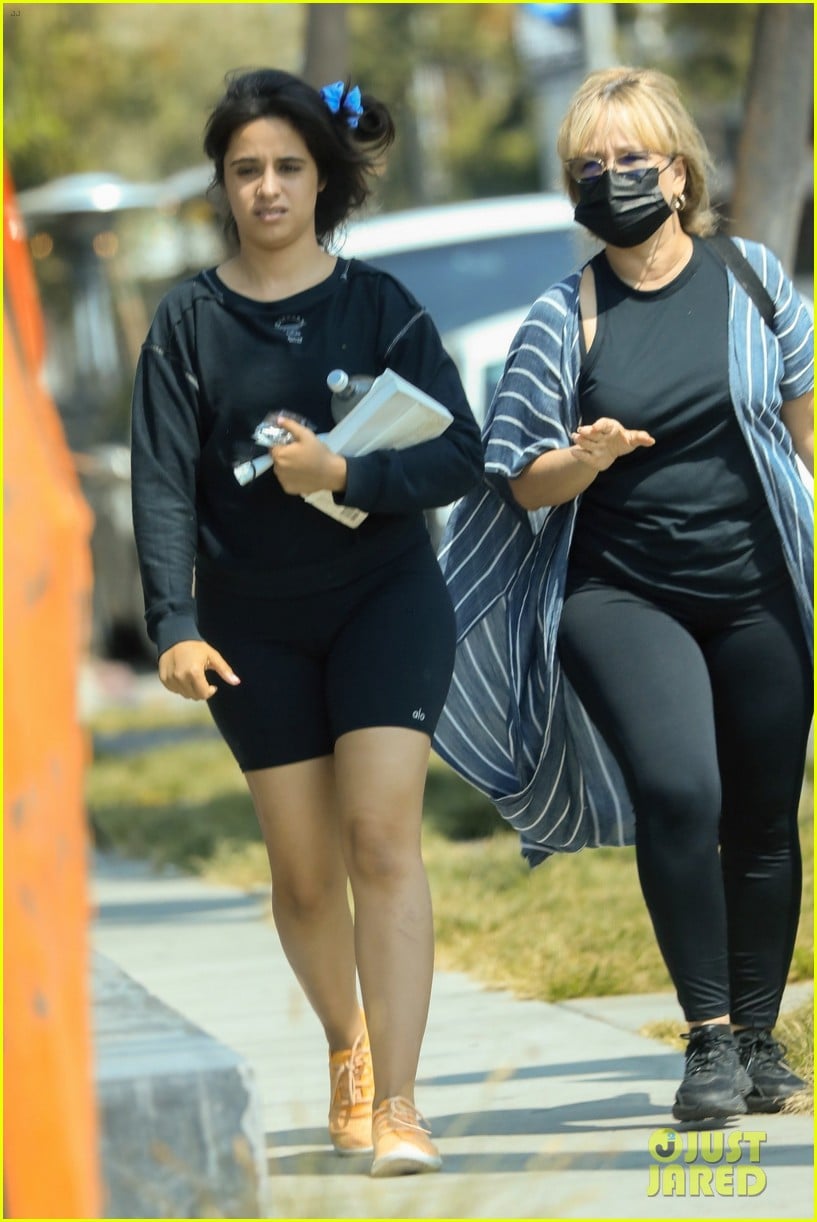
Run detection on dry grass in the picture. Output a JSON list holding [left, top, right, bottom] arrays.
[[87, 709, 813, 1073]]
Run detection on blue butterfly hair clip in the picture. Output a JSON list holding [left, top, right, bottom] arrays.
[[320, 81, 364, 129]]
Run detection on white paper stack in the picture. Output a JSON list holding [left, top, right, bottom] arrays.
[[305, 368, 454, 528]]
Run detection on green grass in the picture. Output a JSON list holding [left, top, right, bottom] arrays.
[[87, 705, 813, 1062], [423, 828, 674, 999], [88, 718, 259, 874], [424, 763, 813, 998]]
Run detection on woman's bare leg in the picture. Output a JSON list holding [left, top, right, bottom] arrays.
[[334, 726, 434, 1105], [245, 757, 363, 1051]]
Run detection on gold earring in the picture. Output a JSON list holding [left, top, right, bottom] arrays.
[[674, 193, 687, 213]]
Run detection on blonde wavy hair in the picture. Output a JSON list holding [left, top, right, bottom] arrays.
[[557, 67, 719, 237]]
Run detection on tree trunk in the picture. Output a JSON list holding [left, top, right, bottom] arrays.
[[301, 5, 349, 89], [728, 4, 813, 271]]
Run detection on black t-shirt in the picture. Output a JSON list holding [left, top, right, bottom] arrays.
[[567, 238, 786, 603], [131, 258, 483, 653]]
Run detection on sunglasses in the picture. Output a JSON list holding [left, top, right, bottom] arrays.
[[565, 151, 675, 184]]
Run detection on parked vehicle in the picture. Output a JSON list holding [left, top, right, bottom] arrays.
[[442, 306, 529, 426], [340, 195, 586, 542], [337, 192, 585, 334], [17, 169, 225, 657]]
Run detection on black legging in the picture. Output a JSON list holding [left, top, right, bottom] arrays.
[[557, 579, 812, 1027]]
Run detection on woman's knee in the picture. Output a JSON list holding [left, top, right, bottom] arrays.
[[343, 814, 422, 886], [271, 863, 347, 923], [636, 765, 722, 838]]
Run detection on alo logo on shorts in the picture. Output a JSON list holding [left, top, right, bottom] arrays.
[[412, 708, 426, 722]]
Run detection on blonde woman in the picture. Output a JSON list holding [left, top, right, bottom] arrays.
[[435, 67, 813, 1123]]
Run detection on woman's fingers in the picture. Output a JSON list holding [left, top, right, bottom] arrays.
[[158, 641, 240, 701], [569, 419, 655, 470]]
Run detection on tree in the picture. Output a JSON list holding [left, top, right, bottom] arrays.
[[301, 4, 349, 87], [4, 4, 304, 189], [8, 0, 810, 263], [728, 4, 813, 271], [350, 4, 540, 208]]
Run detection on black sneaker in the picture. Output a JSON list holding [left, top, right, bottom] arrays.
[[735, 1027, 808, 1113], [672, 1025, 752, 1122]]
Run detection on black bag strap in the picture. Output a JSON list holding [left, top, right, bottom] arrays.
[[706, 234, 776, 331]]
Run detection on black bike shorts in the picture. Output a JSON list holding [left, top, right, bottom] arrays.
[[196, 541, 457, 770]]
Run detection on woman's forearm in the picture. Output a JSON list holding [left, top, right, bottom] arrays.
[[510, 446, 598, 509]]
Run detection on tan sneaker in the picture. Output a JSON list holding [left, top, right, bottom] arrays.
[[328, 1026, 374, 1155], [370, 1096, 442, 1177]]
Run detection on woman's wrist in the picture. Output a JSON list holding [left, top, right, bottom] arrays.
[[511, 446, 597, 509], [324, 452, 348, 493]]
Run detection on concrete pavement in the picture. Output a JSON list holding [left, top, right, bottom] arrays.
[[91, 852, 814, 1219]]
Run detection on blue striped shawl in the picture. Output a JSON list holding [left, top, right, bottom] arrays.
[[433, 238, 814, 867]]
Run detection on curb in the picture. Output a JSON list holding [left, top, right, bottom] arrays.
[[93, 952, 267, 1218]]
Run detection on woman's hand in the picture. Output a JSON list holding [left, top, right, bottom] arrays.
[[270, 416, 348, 496], [570, 417, 655, 470], [158, 639, 241, 701]]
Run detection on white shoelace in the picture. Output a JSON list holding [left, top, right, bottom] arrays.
[[375, 1096, 432, 1134]]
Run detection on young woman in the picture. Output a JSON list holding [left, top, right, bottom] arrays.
[[434, 66, 813, 1123], [131, 68, 483, 1176]]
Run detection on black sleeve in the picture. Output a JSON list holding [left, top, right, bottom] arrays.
[[337, 281, 484, 514], [130, 321, 203, 656]]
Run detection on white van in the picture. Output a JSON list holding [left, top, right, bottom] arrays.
[[339, 195, 587, 545], [337, 193, 584, 335], [441, 306, 530, 426]]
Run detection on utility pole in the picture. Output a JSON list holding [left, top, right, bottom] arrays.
[[579, 3, 618, 73], [515, 3, 618, 192]]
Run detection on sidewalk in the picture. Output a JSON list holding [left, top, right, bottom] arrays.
[[91, 852, 813, 1220]]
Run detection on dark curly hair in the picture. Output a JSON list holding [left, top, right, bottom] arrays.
[[203, 68, 395, 247]]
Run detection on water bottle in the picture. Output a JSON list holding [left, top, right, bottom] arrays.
[[327, 369, 374, 423]]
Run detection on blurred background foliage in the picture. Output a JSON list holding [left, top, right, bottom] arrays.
[[6, 4, 811, 266], [4, 4, 306, 187], [2, 3, 766, 199]]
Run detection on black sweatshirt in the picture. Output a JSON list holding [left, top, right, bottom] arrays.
[[131, 257, 484, 654]]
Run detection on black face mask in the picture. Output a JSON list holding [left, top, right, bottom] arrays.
[[573, 167, 672, 248]]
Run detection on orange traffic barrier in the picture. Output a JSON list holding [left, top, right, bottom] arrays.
[[3, 164, 100, 1218]]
